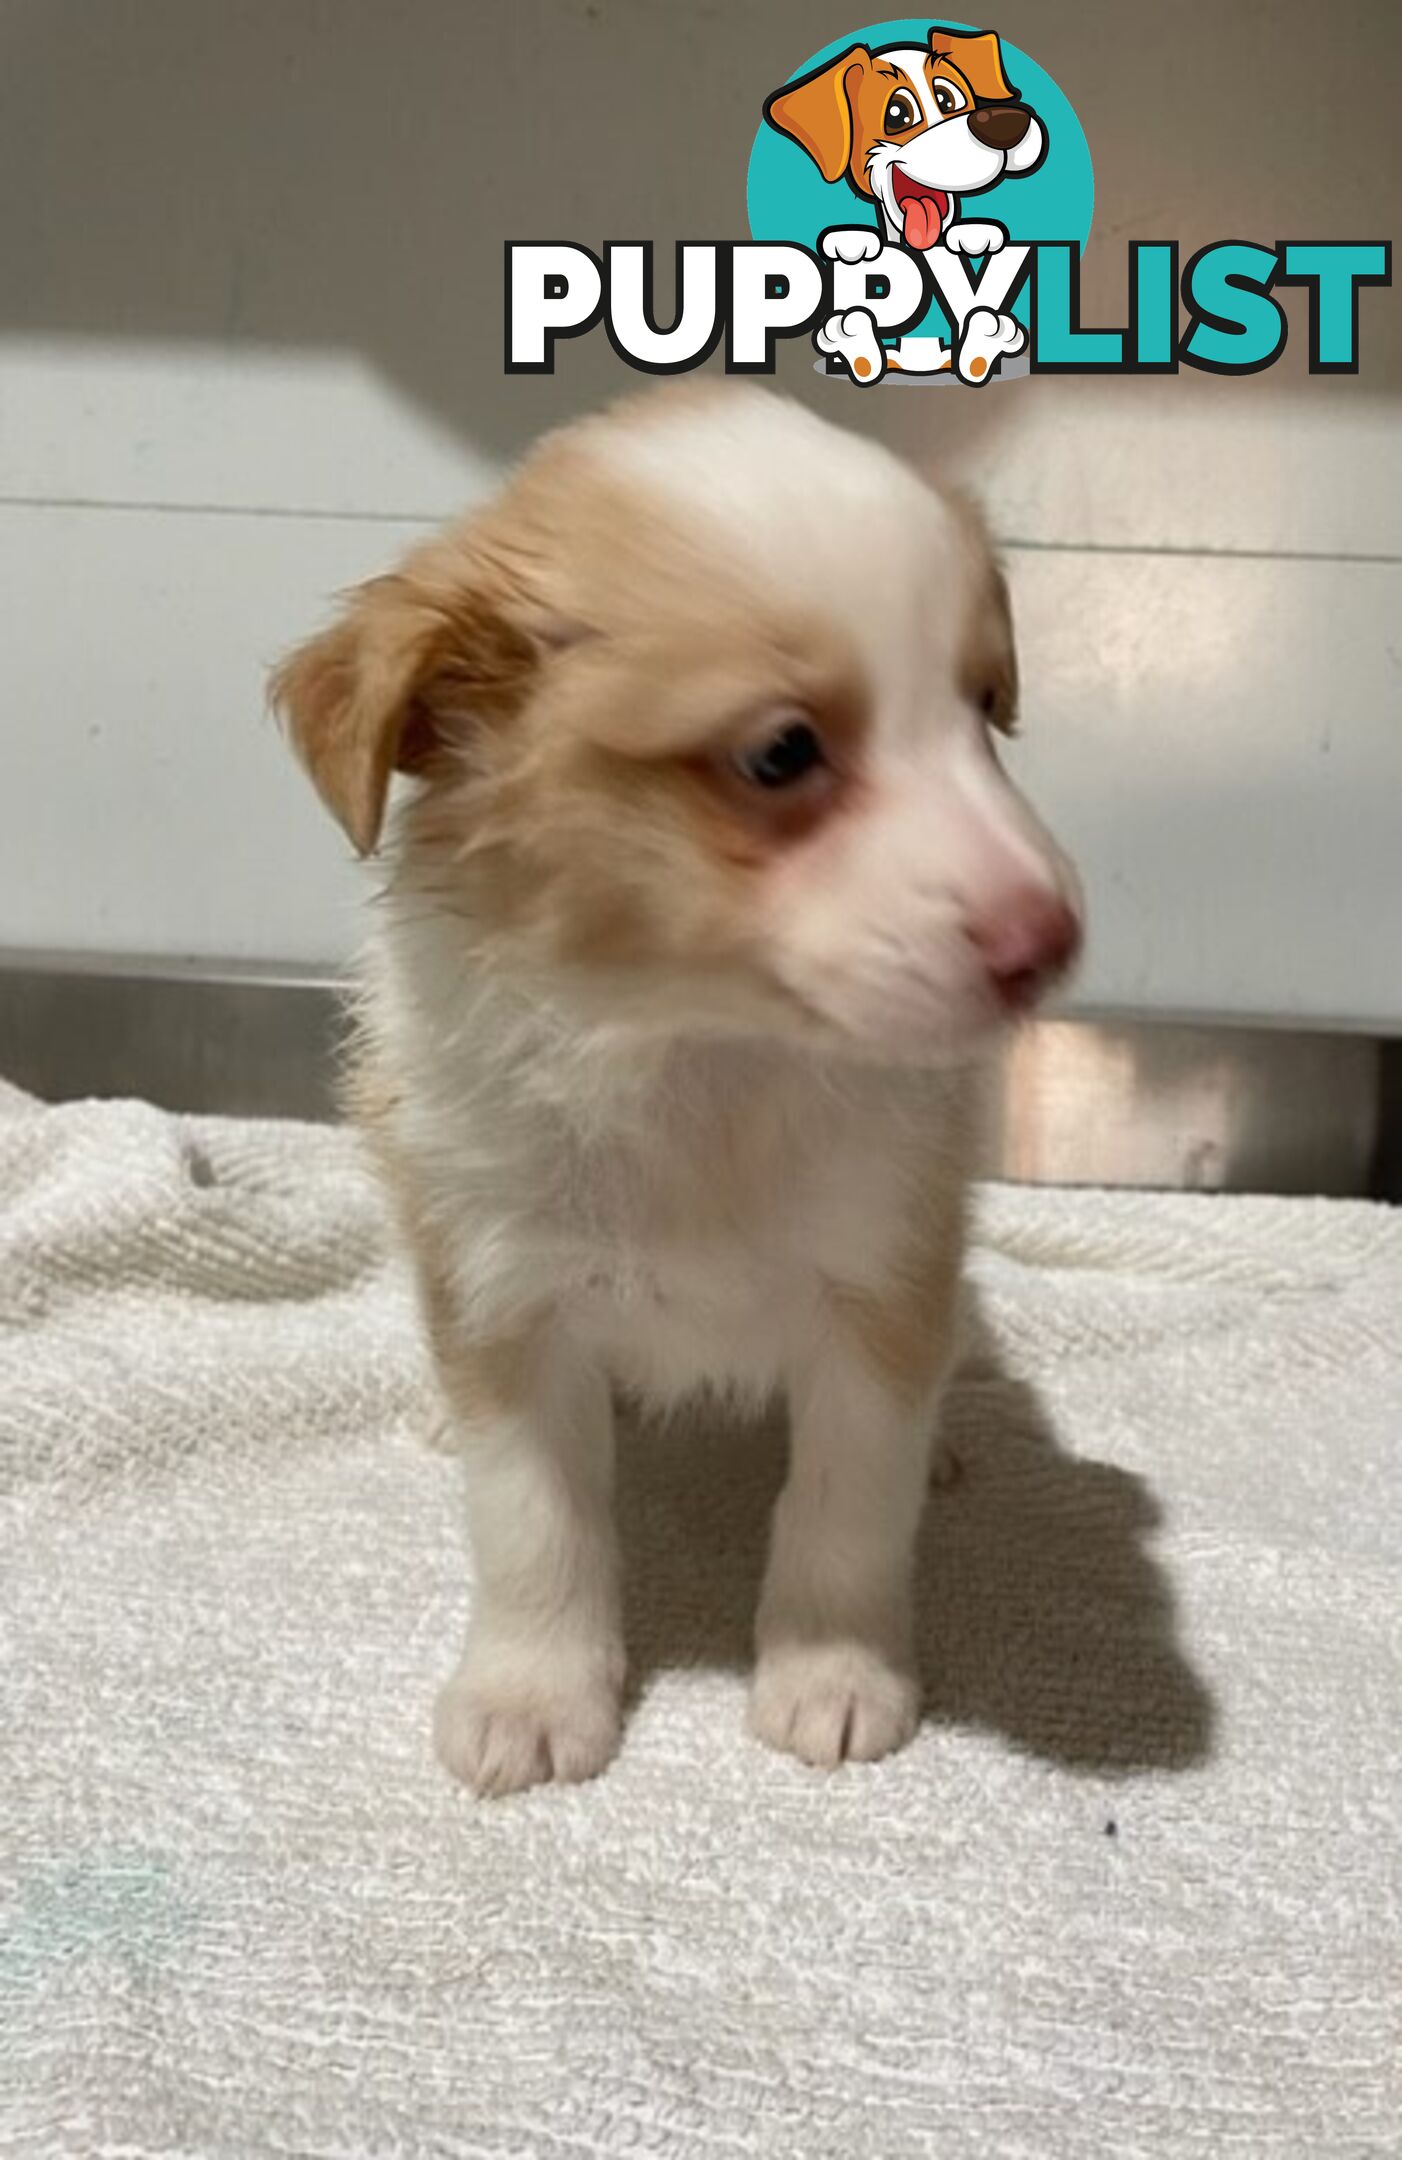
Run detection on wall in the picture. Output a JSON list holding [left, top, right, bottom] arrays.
[[1, 0, 1398, 1026]]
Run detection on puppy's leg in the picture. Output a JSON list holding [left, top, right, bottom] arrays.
[[432, 1321, 624, 1797], [751, 1260, 959, 1769]]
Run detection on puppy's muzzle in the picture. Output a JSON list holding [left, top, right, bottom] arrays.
[[968, 104, 1033, 151]]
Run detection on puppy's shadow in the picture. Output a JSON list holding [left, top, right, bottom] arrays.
[[617, 1297, 1215, 1774]]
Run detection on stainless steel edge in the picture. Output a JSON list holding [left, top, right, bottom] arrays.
[[0, 954, 344, 1123]]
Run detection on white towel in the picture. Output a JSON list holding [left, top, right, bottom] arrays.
[[2, 1078, 1399, 2157]]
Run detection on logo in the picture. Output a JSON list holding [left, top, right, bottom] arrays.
[[505, 18, 1390, 384], [751, 20, 1086, 385]]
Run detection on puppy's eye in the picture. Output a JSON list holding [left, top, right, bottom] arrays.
[[932, 79, 965, 117], [732, 718, 828, 790], [882, 90, 921, 133]]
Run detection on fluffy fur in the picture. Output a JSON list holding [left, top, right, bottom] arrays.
[[273, 385, 1081, 1796]]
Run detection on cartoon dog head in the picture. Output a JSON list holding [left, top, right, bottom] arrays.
[[764, 24, 1045, 252]]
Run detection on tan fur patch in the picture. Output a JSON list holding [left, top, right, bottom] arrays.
[[436, 1330, 537, 1431], [926, 27, 1016, 106], [823, 1187, 965, 1405], [269, 533, 540, 853], [764, 47, 869, 184], [352, 1069, 538, 1431]]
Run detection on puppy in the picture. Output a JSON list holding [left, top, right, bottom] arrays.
[[765, 24, 1046, 385], [273, 387, 1081, 1797]]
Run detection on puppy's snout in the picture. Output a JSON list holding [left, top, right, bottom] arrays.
[[968, 103, 1033, 152], [969, 890, 1081, 1011]]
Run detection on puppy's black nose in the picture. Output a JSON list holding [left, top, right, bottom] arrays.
[[969, 103, 1032, 151]]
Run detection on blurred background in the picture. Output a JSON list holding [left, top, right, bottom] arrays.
[[0, 0, 1397, 1187]]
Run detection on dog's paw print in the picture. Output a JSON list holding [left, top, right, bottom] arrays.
[[942, 219, 1008, 257], [815, 307, 887, 384], [955, 305, 1026, 384], [820, 227, 884, 265]]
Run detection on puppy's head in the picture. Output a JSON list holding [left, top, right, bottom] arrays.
[[765, 25, 1045, 247], [273, 386, 1080, 1062]]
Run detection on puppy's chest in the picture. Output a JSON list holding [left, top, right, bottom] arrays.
[[557, 1088, 914, 1395]]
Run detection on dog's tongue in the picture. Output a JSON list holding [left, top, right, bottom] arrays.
[[902, 193, 943, 251]]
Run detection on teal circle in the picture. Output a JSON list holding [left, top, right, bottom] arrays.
[[746, 19, 1094, 342]]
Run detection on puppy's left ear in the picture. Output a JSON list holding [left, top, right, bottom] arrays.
[[764, 46, 872, 184], [271, 536, 541, 855], [929, 25, 1018, 104]]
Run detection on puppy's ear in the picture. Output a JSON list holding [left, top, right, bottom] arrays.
[[764, 46, 871, 184], [930, 26, 1017, 104], [271, 539, 539, 855]]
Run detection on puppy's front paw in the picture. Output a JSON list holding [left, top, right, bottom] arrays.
[[434, 1649, 623, 1797], [820, 226, 883, 265], [942, 219, 1007, 256], [815, 307, 886, 384], [749, 1641, 920, 1769], [955, 305, 1026, 384]]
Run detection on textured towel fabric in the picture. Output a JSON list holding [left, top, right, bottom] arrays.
[[1, 1077, 1399, 2159]]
